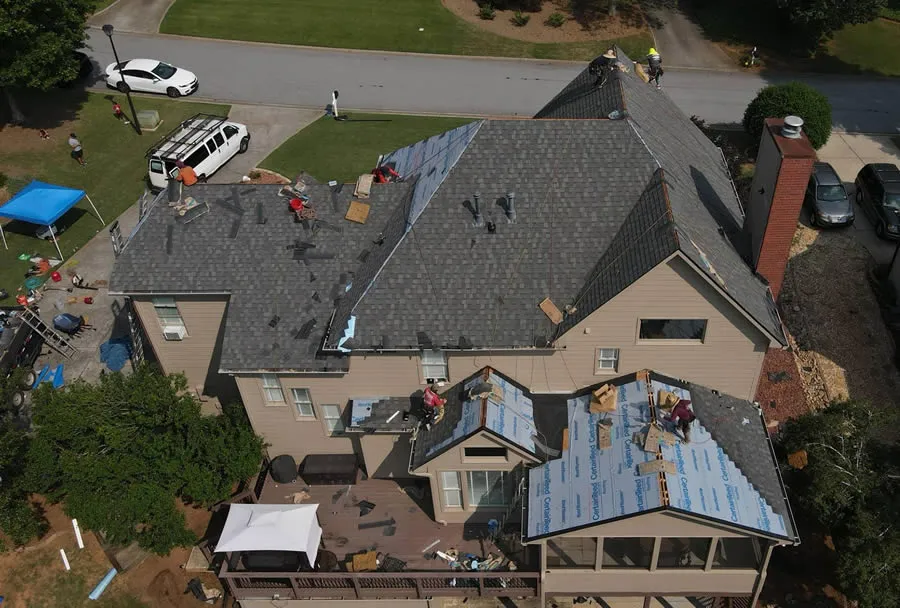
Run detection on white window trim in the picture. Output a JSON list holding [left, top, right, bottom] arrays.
[[420, 350, 448, 383], [635, 319, 708, 344], [290, 388, 315, 418], [440, 471, 463, 509], [261, 374, 285, 404], [152, 296, 187, 334], [594, 347, 620, 375], [321, 404, 344, 435]]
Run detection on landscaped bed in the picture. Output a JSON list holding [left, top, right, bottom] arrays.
[[0, 91, 228, 297], [161, 0, 652, 61], [260, 112, 473, 183]]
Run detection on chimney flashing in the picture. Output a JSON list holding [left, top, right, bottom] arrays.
[[765, 118, 816, 160]]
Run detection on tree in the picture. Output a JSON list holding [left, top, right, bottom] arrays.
[[775, 0, 885, 44], [0, 422, 47, 548], [778, 400, 900, 608], [743, 82, 832, 149], [24, 366, 264, 554], [0, 0, 94, 123]]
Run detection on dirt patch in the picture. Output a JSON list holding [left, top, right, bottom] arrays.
[[442, 0, 646, 42], [780, 224, 900, 408], [247, 167, 289, 185]]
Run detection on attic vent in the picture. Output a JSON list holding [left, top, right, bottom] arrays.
[[268, 315, 280, 328], [256, 202, 267, 225], [781, 116, 803, 139], [416, 331, 432, 349]]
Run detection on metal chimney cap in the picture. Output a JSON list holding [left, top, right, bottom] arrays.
[[781, 115, 804, 139]]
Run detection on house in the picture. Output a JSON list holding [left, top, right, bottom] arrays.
[[109, 48, 814, 606]]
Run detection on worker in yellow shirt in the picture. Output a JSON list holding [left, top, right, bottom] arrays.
[[175, 159, 198, 186]]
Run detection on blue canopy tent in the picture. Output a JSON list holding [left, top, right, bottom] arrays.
[[0, 181, 104, 261]]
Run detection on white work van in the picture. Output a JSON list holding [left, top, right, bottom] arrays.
[[146, 114, 250, 191]]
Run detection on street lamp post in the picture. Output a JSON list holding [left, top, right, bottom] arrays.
[[102, 24, 141, 135]]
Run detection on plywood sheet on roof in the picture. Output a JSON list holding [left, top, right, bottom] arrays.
[[539, 298, 563, 325], [354, 174, 373, 199], [345, 200, 370, 224]]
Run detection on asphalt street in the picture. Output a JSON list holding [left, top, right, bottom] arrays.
[[85, 28, 900, 132]]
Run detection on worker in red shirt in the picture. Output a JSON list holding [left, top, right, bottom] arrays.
[[664, 398, 696, 443], [423, 384, 447, 428], [372, 165, 401, 184], [175, 160, 198, 186]]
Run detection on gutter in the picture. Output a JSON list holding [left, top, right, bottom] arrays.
[[758, 406, 801, 545]]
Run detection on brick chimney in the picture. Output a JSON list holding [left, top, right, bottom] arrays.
[[743, 117, 816, 299]]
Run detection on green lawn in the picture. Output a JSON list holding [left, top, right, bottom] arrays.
[[825, 18, 900, 76], [161, 0, 652, 61], [260, 113, 473, 183], [0, 92, 228, 296]]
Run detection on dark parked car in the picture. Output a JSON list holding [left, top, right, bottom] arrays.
[[855, 163, 900, 239], [805, 162, 853, 227]]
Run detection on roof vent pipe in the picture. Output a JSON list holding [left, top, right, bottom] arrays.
[[505, 192, 516, 223], [473, 192, 484, 227], [781, 116, 804, 139]]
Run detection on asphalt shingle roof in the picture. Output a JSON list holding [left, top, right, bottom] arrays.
[[109, 182, 412, 372]]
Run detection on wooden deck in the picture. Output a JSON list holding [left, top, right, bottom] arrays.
[[257, 476, 510, 571]]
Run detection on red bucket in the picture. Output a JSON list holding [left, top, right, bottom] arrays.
[[51, 271, 62, 282], [290, 198, 304, 211]]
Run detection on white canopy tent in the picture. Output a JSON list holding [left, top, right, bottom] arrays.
[[216, 503, 322, 565]]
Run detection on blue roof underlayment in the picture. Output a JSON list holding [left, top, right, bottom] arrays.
[[350, 397, 387, 427], [378, 121, 482, 231], [424, 372, 538, 460], [526, 377, 788, 540], [527, 379, 661, 539], [650, 379, 788, 538]]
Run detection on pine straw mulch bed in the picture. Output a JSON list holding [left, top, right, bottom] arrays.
[[778, 223, 900, 413]]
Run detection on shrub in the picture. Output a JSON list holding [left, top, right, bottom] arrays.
[[742, 82, 832, 149], [511, 11, 530, 25], [545, 11, 566, 27], [478, 3, 496, 19], [0, 172, 7, 189], [248, 170, 261, 179]]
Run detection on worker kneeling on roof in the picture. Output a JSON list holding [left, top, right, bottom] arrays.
[[175, 159, 198, 186]]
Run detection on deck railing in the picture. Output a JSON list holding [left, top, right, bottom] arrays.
[[219, 562, 540, 601]]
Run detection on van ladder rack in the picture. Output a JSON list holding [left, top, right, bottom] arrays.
[[145, 113, 229, 161]]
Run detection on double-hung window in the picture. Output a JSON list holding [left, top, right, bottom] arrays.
[[596, 348, 619, 373], [261, 374, 284, 403], [441, 472, 463, 508], [321, 404, 344, 434], [291, 388, 314, 417], [152, 297, 185, 331]]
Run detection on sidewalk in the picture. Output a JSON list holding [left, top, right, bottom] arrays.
[[88, 0, 174, 34]]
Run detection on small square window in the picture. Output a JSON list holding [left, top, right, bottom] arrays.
[[596, 348, 619, 373], [421, 350, 448, 382], [291, 388, 315, 417], [261, 374, 284, 403]]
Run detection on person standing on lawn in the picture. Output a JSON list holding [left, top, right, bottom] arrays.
[[112, 100, 130, 125], [68, 133, 85, 167]]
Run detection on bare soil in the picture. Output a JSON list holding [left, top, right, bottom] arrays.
[[247, 167, 289, 185], [0, 498, 219, 608], [442, 0, 646, 42], [755, 347, 809, 431]]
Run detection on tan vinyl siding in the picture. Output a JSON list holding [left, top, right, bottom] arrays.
[[448, 257, 772, 399], [132, 295, 228, 392], [543, 569, 758, 595]]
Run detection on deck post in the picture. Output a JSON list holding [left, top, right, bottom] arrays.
[[289, 575, 301, 599], [351, 573, 362, 599]]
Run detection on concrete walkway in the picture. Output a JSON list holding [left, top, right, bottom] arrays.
[[649, 6, 732, 70], [208, 106, 322, 184], [88, 0, 174, 34]]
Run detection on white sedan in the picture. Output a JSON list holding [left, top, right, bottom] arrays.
[[104, 59, 198, 98]]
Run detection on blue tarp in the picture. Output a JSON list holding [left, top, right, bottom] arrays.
[[0, 181, 86, 225]]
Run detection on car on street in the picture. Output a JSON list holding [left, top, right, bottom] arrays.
[[805, 162, 854, 227], [855, 163, 900, 239], [104, 59, 198, 98]]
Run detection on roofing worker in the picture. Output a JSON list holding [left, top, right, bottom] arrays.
[[646, 47, 663, 89], [175, 159, 198, 186], [663, 397, 696, 443]]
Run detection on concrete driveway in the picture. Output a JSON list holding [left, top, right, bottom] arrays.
[[817, 132, 900, 264], [649, 7, 732, 70], [88, 0, 174, 34], [208, 105, 322, 185]]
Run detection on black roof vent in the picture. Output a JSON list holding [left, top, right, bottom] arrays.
[[256, 202, 267, 225], [381, 335, 391, 349], [458, 335, 473, 349], [268, 315, 281, 328], [473, 192, 485, 228], [165, 225, 173, 255], [416, 331, 432, 349]]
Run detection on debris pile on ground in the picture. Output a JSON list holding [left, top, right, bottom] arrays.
[[780, 224, 900, 409], [755, 347, 811, 430]]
